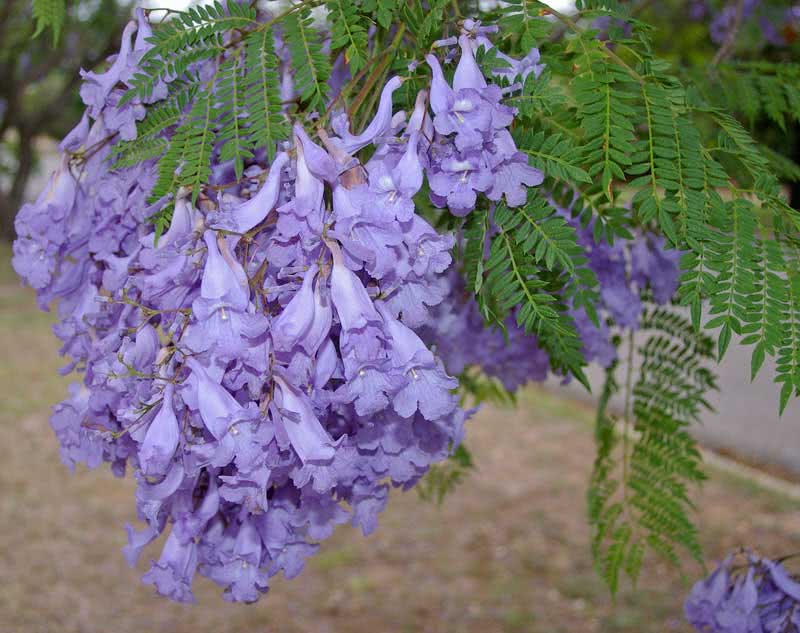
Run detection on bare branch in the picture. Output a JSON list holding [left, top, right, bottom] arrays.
[[711, 0, 746, 66]]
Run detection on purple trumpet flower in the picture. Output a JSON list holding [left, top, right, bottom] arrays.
[[327, 239, 381, 331], [200, 230, 249, 309], [332, 76, 403, 153], [173, 473, 220, 542], [272, 265, 332, 355], [427, 54, 490, 152], [291, 127, 326, 219], [142, 529, 199, 603], [365, 130, 424, 222], [190, 231, 264, 359], [122, 323, 159, 372], [59, 111, 91, 153], [293, 123, 340, 183], [183, 358, 239, 467], [139, 384, 181, 477], [23, 9, 495, 605], [80, 20, 138, 115], [378, 302, 458, 420], [122, 523, 161, 567], [273, 373, 336, 464], [204, 517, 269, 603], [209, 152, 289, 233], [429, 153, 493, 215]]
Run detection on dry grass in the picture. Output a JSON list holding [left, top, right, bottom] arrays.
[[2, 243, 799, 633]]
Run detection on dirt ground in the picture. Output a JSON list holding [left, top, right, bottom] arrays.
[[2, 245, 800, 633]]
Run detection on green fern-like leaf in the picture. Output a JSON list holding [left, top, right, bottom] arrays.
[[760, 144, 800, 183], [515, 129, 591, 184], [149, 85, 217, 205], [484, 201, 589, 385], [507, 70, 569, 120], [499, 0, 553, 50], [709, 109, 773, 184], [122, 1, 258, 106], [630, 82, 703, 245], [215, 50, 251, 181], [112, 84, 198, 169], [676, 153, 728, 330], [462, 205, 491, 295], [705, 62, 800, 130], [740, 239, 788, 380], [777, 242, 800, 414], [704, 199, 758, 359], [327, 0, 370, 74], [589, 308, 716, 593], [399, 0, 449, 49], [243, 27, 289, 162], [32, 0, 65, 46], [362, 0, 398, 29], [282, 7, 331, 111], [572, 59, 636, 200], [498, 191, 599, 318]]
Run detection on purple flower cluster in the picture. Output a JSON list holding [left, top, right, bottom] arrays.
[[421, 270, 552, 392], [12, 10, 690, 605], [421, 198, 683, 389], [12, 15, 525, 605], [550, 197, 682, 368], [686, 552, 800, 632], [423, 31, 544, 216]]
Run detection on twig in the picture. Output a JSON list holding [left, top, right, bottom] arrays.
[[711, 0, 746, 66], [348, 24, 407, 126], [622, 330, 636, 502], [549, 0, 657, 43], [546, 5, 644, 84]]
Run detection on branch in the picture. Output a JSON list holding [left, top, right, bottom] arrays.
[[548, 0, 657, 43], [545, 4, 644, 84], [711, 0, 746, 67]]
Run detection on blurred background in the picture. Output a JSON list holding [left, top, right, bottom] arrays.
[[1, 1, 800, 632]]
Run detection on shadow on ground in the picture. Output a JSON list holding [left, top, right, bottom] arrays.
[[2, 245, 799, 633]]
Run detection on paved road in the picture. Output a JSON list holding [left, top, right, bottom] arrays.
[[693, 339, 800, 475], [556, 335, 800, 477]]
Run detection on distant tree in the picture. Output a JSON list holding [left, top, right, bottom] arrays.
[[0, 0, 133, 240]]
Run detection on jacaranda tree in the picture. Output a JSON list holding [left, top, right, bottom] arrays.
[[12, 0, 800, 628]]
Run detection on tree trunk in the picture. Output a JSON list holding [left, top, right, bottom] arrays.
[[0, 132, 34, 241]]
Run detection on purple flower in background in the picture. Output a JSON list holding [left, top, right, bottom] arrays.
[[685, 557, 733, 629], [685, 553, 800, 632], [630, 236, 682, 304]]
